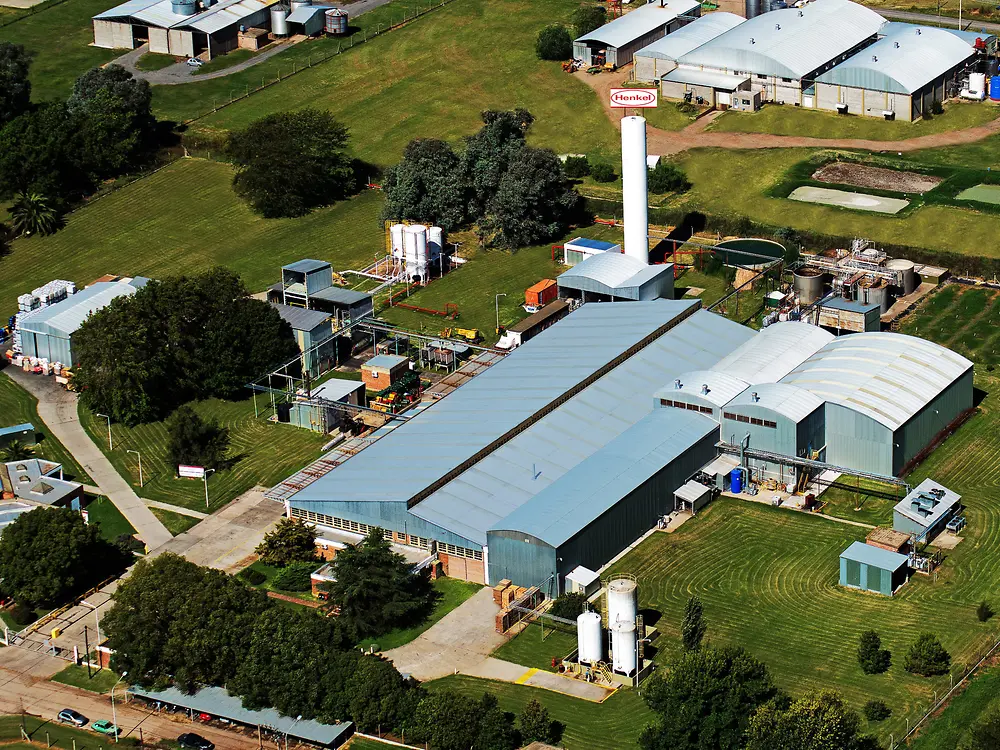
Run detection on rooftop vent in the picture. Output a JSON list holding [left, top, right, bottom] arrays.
[[751, 392, 759, 402], [750, 37, 755, 44], [916, 28, 921, 34], [775, 23, 781, 30], [872, 55, 878, 62], [894, 41, 900, 48], [701, 384, 709, 395], [674, 378, 682, 390], [798, 9, 803, 15]]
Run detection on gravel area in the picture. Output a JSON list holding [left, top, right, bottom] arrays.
[[812, 162, 943, 194]]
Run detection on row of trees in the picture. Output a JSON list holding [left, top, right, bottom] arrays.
[[535, 6, 607, 61], [382, 109, 582, 249], [75, 267, 299, 425], [858, 629, 951, 677]]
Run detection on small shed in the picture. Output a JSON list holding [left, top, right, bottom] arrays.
[[565, 565, 601, 597], [271, 302, 335, 375], [817, 297, 882, 333], [893, 479, 960, 542], [0, 423, 35, 449], [287, 379, 365, 433], [286, 3, 326, 35], [572, 0, 701, 68], [557, 253, 674, 302], [362, 354, 409, 390], [563, 237, 622, 267], [839, 541, 908, 596], [674, 479, 712, 514]]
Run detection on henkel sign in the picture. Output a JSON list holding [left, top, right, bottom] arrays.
[[178, 464, 206, 479], [610, 88, 658, 108]]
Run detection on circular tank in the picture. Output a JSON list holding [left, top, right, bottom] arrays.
[[403, 225, 429, 281], [886, 258, 917, 295], [861, 280, 891, 314], [290, 0, 310, 9], [428, 226, 444, 262], [714, 238, 785, 270], [793, 267, 826, 304], [270, 6, 289, 36], [577, 611, 603, 665], [390, 223, 405, 258], [325, 7, 348, 35], [607, 576, 638, 626], [611, 620, 638, 674], [170, 0, 196, 15]]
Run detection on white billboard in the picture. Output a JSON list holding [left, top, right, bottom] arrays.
[[178, 465, 206, 479]]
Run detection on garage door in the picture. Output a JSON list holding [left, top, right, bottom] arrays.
[[717, 91, 731, 106]]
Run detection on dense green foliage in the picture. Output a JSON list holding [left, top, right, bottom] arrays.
[[535, 25, 572, 61], [238, 567, 267, 586], [904, 633, 951, 676], [959, 704, 1000, 750], [745, 691, 879, 750], [254, 517, 318, 567], [518, 698, 561, 745], [227, 109, 355, 218], [976, 600, 994, 622], [548, 592, 587, 620], [681, 595, 706, 651], [863, 699, 892, 722], [74, 268, 299, 425], [0, 42, 31, 126], [590, 162, 616, 183], [381, 139, 466, 230], [0, 438, 32, 461], [0, 507, 128, 607], [648, 161, 691, 194], [165, 404, 231, 472], [571, 4, 606, 37], [411, 691, 518, 750], [271, 562, 314, 592], [9, 191, 60, 236], [564, 155, 590, 178], [857, 630, 891, 675]]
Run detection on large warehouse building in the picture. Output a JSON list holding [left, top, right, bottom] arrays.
[[633, 11, 744, 82], [280, 301, 972, 592], [573, 0, 701, 68]]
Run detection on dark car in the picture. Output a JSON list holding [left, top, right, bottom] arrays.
[[57, 709, 88, 727], [178, 733, 215, 750]]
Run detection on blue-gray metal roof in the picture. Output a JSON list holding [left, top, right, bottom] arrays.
[[312, 287, 373, 306], [840, 540, 908, 571], [678, 0, 885, 79], [725, 381, 824, 423], [18, 281, 143, 339], [821, 297, 880, 313], [365, 354, 407, 370], [0, 423, 33, 437], [662, 67, 749, 89], [313, 379, 364, 402], [490, 409, 716, 548], [711, 321, 834, 384], [283, 259, 331, 273], [271, 303, 331, 332], [97, 0, 277, 32], [882, 22, 994, 48], [127, 685, 353, 746], [558, 254, 673, 298], [816, 24, 976, 94], [657, 369, 749, 407], [635, 12, 744, 61], [566, 237, 620, 251], [894, 478, 960, 529], [287, 4, 325, 22], [576, 0, 702, 48]]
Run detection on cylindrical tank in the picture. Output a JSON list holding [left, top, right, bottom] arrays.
[[390, 223, 405, 258], [745, 0, 763, 18], [611, 620, 638, 674], [990, 59, 1000, 77], [607, 577, 638, 626], [970, 72, 987, 97], [861, 281, 890, 314], [577, 611, 603, 665], [793, 268, 825, 305], [730, 468, 743, 494], [325, 7, 348, 34], [290, 0, 310, 10], [271, 6, 289, 36], [428, 226, 444, 262], [171, 0, 197, 15], [886, 258, 917, 295], [404, 225, 429, 281], [991, 76, 1000, 102], [621, 116, 649, 266]]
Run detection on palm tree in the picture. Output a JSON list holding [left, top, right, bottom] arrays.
[[0, 439, 34, 462], [9, 192, 60, 237]]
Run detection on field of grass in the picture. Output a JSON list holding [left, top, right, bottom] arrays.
[[816, 477, 902, 527], [135, 52, 178, 71], [174, 0, 617, 164], [491, 620, 578, 671], [710, 101, 999, 140], [899, 283, 1000, 365], [0, 0, 120, 101], [0, 369, 91, 483], [0, 158, 385, 309], [84, 495, 137, 540], [50, 664, 121, 694], [78, 397, 328, 511], [149, 507, 200, 535], [911, 667, 1000, 749], [0, 715, 138, 749], [643, 102, 701, 132], [426, 675, 653, 750], [192, 48, 257, 75]]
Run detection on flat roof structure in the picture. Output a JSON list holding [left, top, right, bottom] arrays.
[[565, 238, 620, 252], [364, 354, 408, 370], [840, 540, 908, 570], [283, 259, 331, 274], [635, 11, 744, 63], [565, 565, 600, 588], [18, 279, 148, 339], [820, 297, 881, 313], [894, 479, 960, 529], [0, 423, 33, 438], [312, 379, 365, 402], [575, 0, 701, 48]]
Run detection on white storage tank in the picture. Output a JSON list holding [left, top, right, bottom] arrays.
[[290, 0, 310, 10], [390, 223, 406, 259], [611, 620, 638, 674], [428, 226, 444, 261], [404, 224, 429, 281], [271, 6, 289, 36], [607, 576, 638, 625], [887, 258, 917, 295], [577, 611, 603, 665]]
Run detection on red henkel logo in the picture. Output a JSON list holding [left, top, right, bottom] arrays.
[[610, 88, 658, 108]]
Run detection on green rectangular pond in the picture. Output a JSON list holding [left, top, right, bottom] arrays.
[[957, 184, 1000, 205]]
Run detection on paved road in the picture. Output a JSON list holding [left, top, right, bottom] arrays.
[[114, 40, 302, 86], [878, 8, 1000, 34], [1, 369, 172, 549]]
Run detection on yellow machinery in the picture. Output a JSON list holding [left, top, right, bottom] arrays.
[[455, 328, 481, 343]]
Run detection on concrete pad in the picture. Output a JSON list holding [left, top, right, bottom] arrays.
[[683, 287, 706, 297], [522, 669, 614, 702], [930, 531, 964, 550], [957, 184, 1000, 204], [789, 186, 909, 214]]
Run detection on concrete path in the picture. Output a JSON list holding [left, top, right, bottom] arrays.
[[113, 39, 303, 86], [145, 500, 209, 519], [463, 659, 613, 702], [1, 369, 172, 549]]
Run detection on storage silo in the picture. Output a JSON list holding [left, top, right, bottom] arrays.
[[886, 258, 917, 295], [290, 0, 310, 10], [390, 223, 406, 259], [611, 620, 638, 674], [428, 226, 444, 261], [325, 7, 348, 34], [793, 268, 826, 304], [404, 225, 429, 282], [171, 0, 197, 15], [861, 279, 891, 314], [271, 6, 289, 36], [577, 611, 603, 665], [607, 576, 638, 625]]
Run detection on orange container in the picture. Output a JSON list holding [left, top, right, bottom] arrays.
[[525, 279, 557, 308]]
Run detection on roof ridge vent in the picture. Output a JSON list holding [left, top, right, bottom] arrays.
[[749, 37, 755, 44], [674, 378, 682, 390], [797, 9, 803, 15], [701, 383, 710, 395], [751, 391, 759, 402], [872, 55, 878, 62]]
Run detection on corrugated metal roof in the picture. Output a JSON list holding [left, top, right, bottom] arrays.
[[558, 254, 673, 297], [894, 478, 960, 528], [311, 287, 373, 306], [657, 369, 749, 406], [675, 478, 712, 502], [725, 381, 824, 423], [93, 0, 160, 20], [821, 297, 880, 312], [566, 237, 620, 251], [19, 281, 142, 338], [284, 259, 331, 273], [635, 12, 744, 61], [312, 379, 364, 402], [287, 4, 325, 22], [364, 354, 407, 370], [185, 0, 275, 33], [840, 540, 908, 570], [576, 0, 702, 48], [270, 303, 331, 332], [816, 25, 976, 94], [711, 321, 834, 384], [131, 0, 188, 28], [882, 22, 994, 47], [678, 0, 885, 79], [780, 332, 973, 430], [101, 0, 275, 31], [662, 67, 749, 88]]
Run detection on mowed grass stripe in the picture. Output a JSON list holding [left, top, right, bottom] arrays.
[[901, 284, 1000, 364]]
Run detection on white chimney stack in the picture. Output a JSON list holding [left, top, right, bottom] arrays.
[[621, 116, 649, 266]]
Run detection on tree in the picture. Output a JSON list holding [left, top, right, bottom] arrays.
[[862, 699, 891, 722], [165, 405, 231, 472], [536, 25, 572, 61], [639, 646, 776, 750], [745, 691, 880, 750], [959, 705, 1000, 750], [271, 562, 315, 592], [0, 42, 31, 127], [681, 596, 706, 651], [519, 698, 559, 745], [255, 517, 318, 567], [648, 161, 691, 194], [228, 109, 355, 217], [590, 162, 616, 182], [381, 138, 467, 230], [0, 438, 34, 461], [564, 155, 590, 178], [0, 103, 90, 203], [322, 527, 434, 638], [548, 592, 588, 620], [903, 633, 951, 676], [411, 691, 517, 750], [572, 4, 606, 37], [346, 654, 417, 733], [977, 600, 994, 622], [0, 507, 128, 607], [9, 191, 61, 236], [856, 630, 891, 675], [463, 108, 534, 222]]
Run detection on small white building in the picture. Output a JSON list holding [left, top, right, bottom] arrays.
[[573, 0, 702, 68], [563, 237, 622, 267]]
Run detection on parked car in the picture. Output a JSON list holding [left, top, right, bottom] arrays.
[[57, 709, 88, 727], [178, 733, 215, 750], [92, 720, 120, 737], [185, 57, 203, 67]]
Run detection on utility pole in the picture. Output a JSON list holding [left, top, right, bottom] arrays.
[[96, 413, 113, 451], [127, 450, 143, 487], [203, 468, 216, 509]]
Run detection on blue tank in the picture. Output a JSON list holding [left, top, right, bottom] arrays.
[[990, 76, 1000, 102], [730, 468, 743, 494]]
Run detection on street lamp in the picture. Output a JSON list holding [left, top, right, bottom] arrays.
[[203, 468, 216, 510], [495, 293, 507, 335], [111, 671, 128, 743], [126, 450, 143, 488], [96, 413, 113, 451]]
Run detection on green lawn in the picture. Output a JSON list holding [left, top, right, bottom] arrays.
[[911, 667, 1000, 749], [50, 664, 121, 694], [709, 101, 999, 140], [173, 0, 617, 164], [0, 0, 120, 101], [491, 620, 578, 671], [149, 507, 201, 535], [899, 283, 1000, 366], [78, 396, 328, 512], [816, 478, 901, 527], [84, 495, 136, 541], [0, 369, 91, 483], [425, 675, 653, 750], [359, 577, 483, 651], [0, 158, 385, 309], [643, 102, 702, 132], [0, 715, 138, 748], [135, 52, 178, 71], [191, 48, 257, 75]]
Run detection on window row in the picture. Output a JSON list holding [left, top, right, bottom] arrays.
[[722, 412, 777, 429], [660, 398, 713, 416]]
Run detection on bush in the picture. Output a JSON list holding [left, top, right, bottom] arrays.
[[548, 592, 588, 620], [857, 630, 891, 675], [572, 5, 606, 37], [271, 562, 315, 592], [977, 600, 994, 622], [535, 25, 572, 61], [904, 633, 951, 676], [564, 155, 590, 178], [590, 162, 616, 183], [647, 161, 691, 194], [238, 567, 267, 586], [932, 99, 944, 115], [863, 699, 892, 722], [7, 602, 36, 627]]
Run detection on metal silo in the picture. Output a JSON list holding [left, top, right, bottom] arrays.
[[861, 280, 891, 314], [577, 611, 603, 665], [886, 258, 917, 295], [793, 268, 826, 304], [404, 225, 429, 282], [171, 0, 197, 15], [290, 0, 310, 10], [606, 576, 638, 625], [325, 7, 348, 34], [390, 223, 405, 259], [428, 226, 444, 261], [271, 5, 289, 36], [611, 620, 638, 674]]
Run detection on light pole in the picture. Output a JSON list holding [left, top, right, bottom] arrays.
[[126, 450, 143, 488], [96, 413, 113, 451], [203, 468, 216, 510], [111, 671, 128, 743], [495, 293, 507, 335]]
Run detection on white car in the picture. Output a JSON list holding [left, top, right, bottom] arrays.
[[186, 57, 203, 67]]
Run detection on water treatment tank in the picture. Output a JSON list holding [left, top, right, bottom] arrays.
[[793, 267, 826, 304], [886, 258, 917, 295], [991, 75, 1000, 102], [271, 6, 289, 36], [403, 225, 429, 282], [577, 611, 603, 665], [611, 620, 638, 674], [325, 7, 348, 34], [171, 0, 197, 15], [730, 467, 743, 494], [862, 280, 891, 314], [607, 576, 638, 626]]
